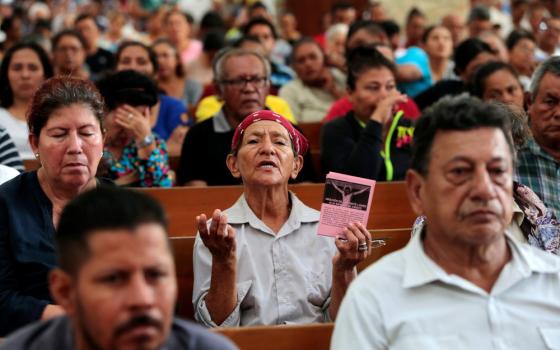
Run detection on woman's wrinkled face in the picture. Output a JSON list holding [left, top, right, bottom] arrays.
[[8, 48, 46, 101], [227, 120, 303, 187], [31, 104, 103, 189]]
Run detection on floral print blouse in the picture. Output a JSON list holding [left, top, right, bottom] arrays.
[[411, 182, 559, 255], [103, 135, 172, 188]]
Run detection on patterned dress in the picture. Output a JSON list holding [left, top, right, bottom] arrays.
[[103, 135, 172, 187], [411, 182, 560, 255]]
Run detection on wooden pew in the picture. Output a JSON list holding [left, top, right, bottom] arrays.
[[214, 323, 334, 350], [298, 122, 322, 151], [142, 182, 415, 237], [357, 228, 411, 272], [170, 228, 411, 321], [170, 236, 196, 321]]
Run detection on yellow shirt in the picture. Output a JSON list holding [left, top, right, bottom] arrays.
[[195, 95, 297, 124]]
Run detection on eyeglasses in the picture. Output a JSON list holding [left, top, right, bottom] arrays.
[[220, 76, 268, 89]]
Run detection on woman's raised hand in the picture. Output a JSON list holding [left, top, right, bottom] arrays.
[[197, 209, 236, 263], [333, 222, 372, 271], [370, 91, 408, 125]]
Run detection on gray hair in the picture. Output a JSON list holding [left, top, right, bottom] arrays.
[[530, 56, 560, 100], [326, 23, 349, 43], [213, 48, 271, 83]]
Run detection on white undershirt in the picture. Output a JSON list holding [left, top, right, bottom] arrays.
[[0, 108, 33, 160]]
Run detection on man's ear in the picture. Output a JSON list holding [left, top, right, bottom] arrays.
[[405, 169, 426, 217], [290, 154, 304, 180], [226, 153, 241, 179], [49, 268, 76, 315]]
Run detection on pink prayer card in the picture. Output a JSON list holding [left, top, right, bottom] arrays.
[[317, 172, 376, 238]]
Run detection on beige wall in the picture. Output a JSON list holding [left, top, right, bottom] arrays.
[[381, 0, 470, 26]]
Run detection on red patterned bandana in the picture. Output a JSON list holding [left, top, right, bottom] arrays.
[[231, 110, 309, 156]]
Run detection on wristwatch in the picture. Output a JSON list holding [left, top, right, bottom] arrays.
[[137, 133, 155, 148]]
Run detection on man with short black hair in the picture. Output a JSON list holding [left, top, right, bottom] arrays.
[[0, 187, 236, 350], [518, 56, 560, 218], [74, 13, 114, 80], [467, 5, 493, 37], [331, 1, 356, 25], [244, 17, 294, 91], [331, 96, 560, 349], [51, 29, 89, 79]]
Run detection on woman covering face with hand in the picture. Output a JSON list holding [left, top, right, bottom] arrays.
[[96, 70, 172, 188], [193, 110, 371, 327], [0, 77, 107, 336], [321, 46, 414, 182], [115, 41, 189, 157]]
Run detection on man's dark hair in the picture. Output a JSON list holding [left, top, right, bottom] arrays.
[[346, 46, 396, 90], [243, 17, 278, 39], [406, 7, 425, 24], [249, 1, 268, 13], [96, 70, 159, 110], [468, 5, 491, 23], [411, 95, 514, 175], [51, 29, 87, 51], [56, 187, 168, 275], [291, 36, 324, 63], [200, 11, 226, 32], [331, 1, 354, 15], [347, 20, 387, 47], [469, 61, 520, 98], [378, 20, 400, 38], [203, 30, 226, 52], [453, 38, 494, 75], [74, 13, 98, 28], [505, 29, 535, 50]]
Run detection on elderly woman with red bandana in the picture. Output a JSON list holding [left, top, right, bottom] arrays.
[[192, 110, 372, 327]]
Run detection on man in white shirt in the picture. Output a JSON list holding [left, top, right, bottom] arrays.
[[331, 96, 560, 350]]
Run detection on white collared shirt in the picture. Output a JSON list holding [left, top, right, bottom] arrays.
[[193, 192, 338, 327], [331, 231, 560, 350]]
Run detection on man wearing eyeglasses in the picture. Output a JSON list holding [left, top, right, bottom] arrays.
[[176, 49, 273, 186]]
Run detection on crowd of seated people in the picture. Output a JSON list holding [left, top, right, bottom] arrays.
[[0, 1, 558, 348]]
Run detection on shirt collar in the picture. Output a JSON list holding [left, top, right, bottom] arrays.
[[512, 200, 524, 227], [402, 228, 560, 289], [225, 192, 319, 236], [527, 139, 559, 164], [212, 108, 233, 133]]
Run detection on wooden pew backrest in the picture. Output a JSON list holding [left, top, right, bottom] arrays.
[[142, 182, 415, 237], [170, 236, 196, 321], [298, 122, 322, 151], [214, 323, 334, 350]]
